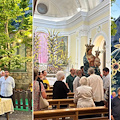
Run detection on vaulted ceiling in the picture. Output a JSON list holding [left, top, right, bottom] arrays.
[[34, 0, 103, 18]]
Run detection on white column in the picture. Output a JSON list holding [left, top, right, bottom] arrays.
[[75, 37, 78, 69], [76, 36, 81, 69]]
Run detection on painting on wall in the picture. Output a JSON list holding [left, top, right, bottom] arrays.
[[33, 31, 69, 73], [47, 35, 68, 74], [57, 36, 68, 59]]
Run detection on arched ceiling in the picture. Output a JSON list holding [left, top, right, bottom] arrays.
[[34, 0, 103, 18]]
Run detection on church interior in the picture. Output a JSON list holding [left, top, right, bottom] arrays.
[[33, 0, 110, 84], [33, 0, 110, 119]]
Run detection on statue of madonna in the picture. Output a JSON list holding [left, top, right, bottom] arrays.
[[83, 39, 100, 76]]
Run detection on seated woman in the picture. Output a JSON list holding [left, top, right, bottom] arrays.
[[53, 71, 70, 108], [74, 76, 95, 108], [33, 68, 47, 111]]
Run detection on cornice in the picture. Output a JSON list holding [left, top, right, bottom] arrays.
[[34, 0, 109, 30], [87, 0, 110, 21], [34, 11, 87, 29]]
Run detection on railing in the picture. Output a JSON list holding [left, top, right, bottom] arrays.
[[13, 90, 32, 111]]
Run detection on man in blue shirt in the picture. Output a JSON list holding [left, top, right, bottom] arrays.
[[0, 69, 15, 98]]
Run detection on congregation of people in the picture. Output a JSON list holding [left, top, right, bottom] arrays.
[[33, 66, 112, 118]]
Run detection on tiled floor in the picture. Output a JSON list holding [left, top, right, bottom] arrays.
[[0, 111, 32, 120]]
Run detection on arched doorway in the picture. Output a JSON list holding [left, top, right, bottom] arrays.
[[92, 35, 106, 74]]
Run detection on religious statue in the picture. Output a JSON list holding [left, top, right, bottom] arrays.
[[94, 49, 101, 67], [83, 38, 101, 76]]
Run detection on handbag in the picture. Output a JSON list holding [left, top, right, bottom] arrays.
[[39, 82, 49, 110]]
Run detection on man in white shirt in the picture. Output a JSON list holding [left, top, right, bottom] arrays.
[[87, 67, 104, 106], [73, 70, 82, 92], [102, 67, 110, 93], [0, 69, 15, 98]]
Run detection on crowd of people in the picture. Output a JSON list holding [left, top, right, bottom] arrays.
[[0, 66, 119, 119], [33, 66, 111, 110], [33, 65, 120, 120]]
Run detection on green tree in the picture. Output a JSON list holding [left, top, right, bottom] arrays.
[[111, 17, 117, 36], [111, 0, 117, 36], [33, 30, 41, 69], [111, 0, 116, 5], [0, 0, 32, 70]]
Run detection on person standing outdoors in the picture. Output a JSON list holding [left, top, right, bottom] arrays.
[[0, 69, 15, 99], [0, 70, 5, 77], [66, 68, 76, 92]]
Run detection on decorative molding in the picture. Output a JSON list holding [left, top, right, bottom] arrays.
[[97, 26, 102, 33], [87, 0, 110, 21], [79, 30, 88, 37], [34, 0, 109, 30], [89, 16, 109, 29], [34, 11, 87, 29], [34, 27, 48, 33]]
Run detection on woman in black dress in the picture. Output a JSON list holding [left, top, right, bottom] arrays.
[[53, 71, 70, 108]]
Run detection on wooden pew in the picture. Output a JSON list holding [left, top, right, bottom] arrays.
[[47, 99, 76, 109], [46, 92, 74, 99], [46, 89, 53, 93], [50, 86, 53, 89], [34, 106, 108, 120]]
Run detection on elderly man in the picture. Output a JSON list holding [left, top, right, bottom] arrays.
[[87, 67, 104, 106], [66, 68, 76, 92], [73, 70, 82, 92], [111, 87, 120, 120], [102, 67, 110, 93], [0, 69, 15, 98], [0, 70, 5, 77]]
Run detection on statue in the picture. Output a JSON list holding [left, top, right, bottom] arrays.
[[94, 49, 101, 67], [83, 38, 101, 76]]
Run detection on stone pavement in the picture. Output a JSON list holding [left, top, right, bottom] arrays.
[[0, 110, 32, 120]]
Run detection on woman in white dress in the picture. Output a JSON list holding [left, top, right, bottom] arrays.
[[74, 76, 95, 108]]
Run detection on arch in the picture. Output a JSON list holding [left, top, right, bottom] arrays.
[[92, 31, 110, 69], [92, 31, 108, 44], [34, 27, 48, 33]]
